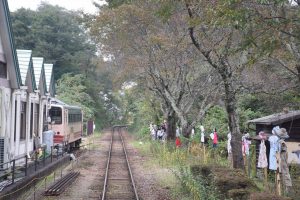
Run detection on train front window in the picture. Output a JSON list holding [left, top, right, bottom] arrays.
[[49, 107, 62, 124]]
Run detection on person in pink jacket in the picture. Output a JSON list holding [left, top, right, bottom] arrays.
[[213, 128, 218, 148]]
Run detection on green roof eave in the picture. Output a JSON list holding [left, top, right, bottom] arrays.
[[3, 0, 21, 87], [29, 59, 37, 90], [41, 66, 47, 94]]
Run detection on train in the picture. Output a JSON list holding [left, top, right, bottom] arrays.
[[48, 98, 83, 150]]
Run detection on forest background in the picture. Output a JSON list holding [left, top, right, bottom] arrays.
[[10, 0, 300, 168]]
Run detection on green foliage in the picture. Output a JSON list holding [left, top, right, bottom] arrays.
[[203, 106, 228, 139], [11, 4, 119, 130], [174, 166, 220, 200], [56, 73, 95, 121], [137, 126, 150, 140], [132, 135, 231, 199], [121, 85, 164, 134], [155, 1, 176, 22], [11, 3, 96, 80], [106, 0, 133, 8]]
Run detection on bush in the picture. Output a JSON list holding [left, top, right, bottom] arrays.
[[174, 166, 220, 200]]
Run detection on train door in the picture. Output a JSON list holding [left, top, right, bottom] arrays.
[[64, 109, 69, 142]]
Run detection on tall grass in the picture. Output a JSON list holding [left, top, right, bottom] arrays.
[[173, 166, 220, 200], [146, 140, 226, 199]]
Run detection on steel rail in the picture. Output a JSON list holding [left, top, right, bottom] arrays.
[[120, 129, 139, 200], [101, 128, 113, 200], [44, 171, 80, 196]]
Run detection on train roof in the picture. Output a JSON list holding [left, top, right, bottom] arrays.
[[50, 98, 81, 110]]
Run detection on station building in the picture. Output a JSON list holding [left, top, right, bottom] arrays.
[[248, 110, 300, 165], [0, 0, 55, 165]]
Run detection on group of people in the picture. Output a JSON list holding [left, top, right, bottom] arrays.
[[150, 122, 220, 148], [149, 121, 168, 141]]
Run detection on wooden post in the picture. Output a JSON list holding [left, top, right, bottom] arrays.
[[276, 169, 281, 196], [276, 152, 281, 196], [243, 155, 247, 175], [264, 167, 268, 189], [247, 156, 251, 177], [203, 145, 206, 164], [250, 143, 256, 178]]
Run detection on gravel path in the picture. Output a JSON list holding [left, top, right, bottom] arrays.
[[38, 130, 173, 200]]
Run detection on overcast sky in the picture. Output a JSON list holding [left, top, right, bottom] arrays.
[[7, 0, 105, 14]]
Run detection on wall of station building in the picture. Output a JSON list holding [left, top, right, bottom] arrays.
[[0, 86, 50, 164]]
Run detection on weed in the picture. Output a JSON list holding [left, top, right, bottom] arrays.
[[173, 166, 220, 200]]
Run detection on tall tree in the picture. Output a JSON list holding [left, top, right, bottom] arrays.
[[88, 2, 219, 139], [11, 3, 96, 80], [206, 1, 300, 91], [11, 4, 118, 128], [178, 0, 249, 168]]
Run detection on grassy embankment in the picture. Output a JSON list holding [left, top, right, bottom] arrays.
[[131, 134, 298, 200]]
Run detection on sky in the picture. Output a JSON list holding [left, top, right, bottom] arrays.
[[7, 0, 105, 14]]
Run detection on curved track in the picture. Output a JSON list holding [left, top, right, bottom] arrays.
[[101, 126, 139, 200]]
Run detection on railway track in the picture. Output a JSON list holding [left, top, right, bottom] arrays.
[[101, 126, 139, 200]]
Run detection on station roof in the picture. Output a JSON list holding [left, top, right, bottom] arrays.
[[44, 63, 53, 93], [16, 50, 31, 85], [32, 57, 47, 95], [32, 57, 44, 87], [16, 49, 37, 91], [248, 110, 300, 125], [0, 0, 21, 88]]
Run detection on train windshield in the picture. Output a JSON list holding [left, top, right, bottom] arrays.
[[49, 107, 62, 124]]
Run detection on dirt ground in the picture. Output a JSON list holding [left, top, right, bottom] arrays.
[[38, 130, 173, 200], [125, 134, 173, 200]]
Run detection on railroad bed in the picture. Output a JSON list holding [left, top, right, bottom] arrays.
[[101, 126, 139, 200]]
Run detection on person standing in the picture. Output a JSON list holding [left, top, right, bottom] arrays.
[[200, 126, 205, 146], [176, 126, 180, 137], [149, 123, 155, 140], [213, 128, 218, 148], [175, 137, 181, 148], [191, 127, 195, 138]]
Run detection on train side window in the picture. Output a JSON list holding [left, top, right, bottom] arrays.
[[49, 107, 62, 124]]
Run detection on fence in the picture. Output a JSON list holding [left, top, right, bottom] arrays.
[[0, 143, 67, 191], [15, 142, 92, 200]]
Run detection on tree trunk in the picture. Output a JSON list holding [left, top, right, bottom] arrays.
[[223, 76, 244, 169], [182, 124, 193, 138], [166, 111, 177, 140], [184, 0, 244, 168], [296, 64, 300, 91]]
